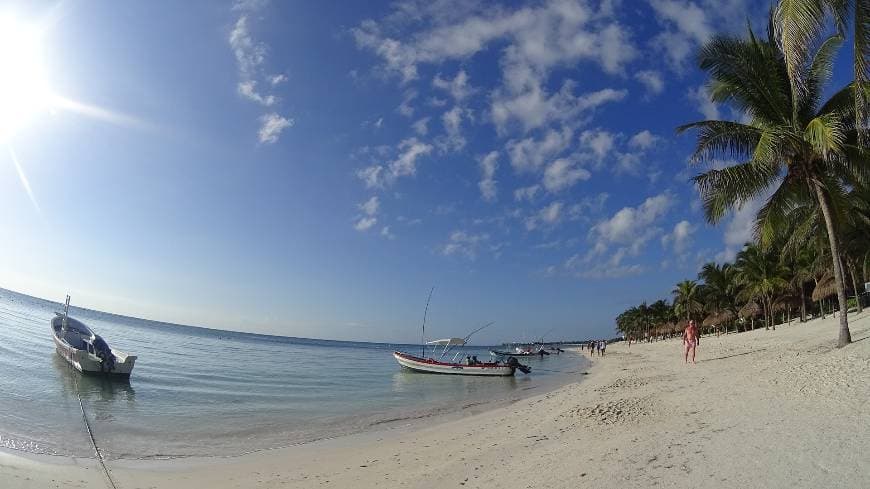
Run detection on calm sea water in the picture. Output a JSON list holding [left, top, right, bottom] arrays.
[[0, 289, 587, 460]]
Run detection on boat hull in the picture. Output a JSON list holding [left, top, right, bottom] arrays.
[[51, 317, 136, 378], [489, 349, 548, 357], [393, 351, 516, 376]]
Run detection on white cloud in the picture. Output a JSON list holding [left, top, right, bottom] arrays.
[[687, 85, 720, 120], [354, 196, 381, 232], [525, 201, 563, 230], [354, 1, 634, 136], [398, 89, 417, 117], [412, 117, 430, 135], [269, 73, 287, 85], [441, 230, 489, 259], [357, 137, 434, 188], [374, 117, 384, 129], [579, 129, 615, 162], [649, 0, 763, 71], [478, 151, 499, 202], [359, 196, 380, 216], [514, 185, 541, 202], [380, 226, 396, 239], [238, 80, 277, 106], [628, 130, 659, 150], [229, 15, 266, 79], [587, 192, 674, 260], [258, 113, 294, 144], [567, 192, 609, 221], [506, 126, 573, 172], [389, 137, 433, 178], [543, 158, 591, 193], [229, 4, 292, 142], [634, 70, 664, 95], [492, 83, 627, 133], [433, 70, 473, 101], [662, 220, 696, 253], [441, 106, 466, 151], [715, 197, 765, 262], [356, 165, 384, 189], [354, 216, 377, 231]]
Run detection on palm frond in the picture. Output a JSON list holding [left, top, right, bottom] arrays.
[[693, 161, 782, 223]]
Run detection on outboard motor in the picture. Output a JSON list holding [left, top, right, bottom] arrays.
[[506, 356, 531, 374], [92, 336, 116, 372]]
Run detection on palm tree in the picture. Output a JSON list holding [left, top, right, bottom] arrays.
[[735, 243, 790, 330], [774, 1, 870, 143], [677, 19, 867, 347], [673, 280, 703, 321], [699, 262, 739, 332]]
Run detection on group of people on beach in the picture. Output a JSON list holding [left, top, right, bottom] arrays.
[[584, 340, 607, 357]]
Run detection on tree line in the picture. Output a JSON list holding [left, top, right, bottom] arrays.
[[617, 3, 870, 345]]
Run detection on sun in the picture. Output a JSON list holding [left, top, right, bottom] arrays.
[[0, 14, 51, 143]]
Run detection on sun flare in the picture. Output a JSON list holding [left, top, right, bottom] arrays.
[[0, 14, 51, 143]]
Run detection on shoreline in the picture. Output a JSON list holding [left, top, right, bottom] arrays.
[[3, 312, 868, 488]]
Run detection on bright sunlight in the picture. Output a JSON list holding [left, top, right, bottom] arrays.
[[0, 14, 51, 143]]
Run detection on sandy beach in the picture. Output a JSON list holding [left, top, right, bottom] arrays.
[[3, 310, 868, 488]]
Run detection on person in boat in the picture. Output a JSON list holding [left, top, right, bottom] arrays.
[[465, 355, 472, 365], [471, 355, 480, 365]]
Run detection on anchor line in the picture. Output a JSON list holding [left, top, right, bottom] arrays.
[[71, 363, 119, 489]]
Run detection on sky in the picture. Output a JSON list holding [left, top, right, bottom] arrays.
[[0, 0, 854, 344]]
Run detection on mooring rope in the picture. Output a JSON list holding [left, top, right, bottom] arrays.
[[71, 368, 119, 489]]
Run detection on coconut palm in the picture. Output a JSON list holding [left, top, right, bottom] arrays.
[[698, 262, 739, 332], [735, 243, 791, 330], [673, 280, 703, 321], [774, 0, 870, 143], [677, 19, 868, 347]]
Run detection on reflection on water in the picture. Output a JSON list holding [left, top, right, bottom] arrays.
[[0, 288, 587, 459], [52, 355, 136, 404]]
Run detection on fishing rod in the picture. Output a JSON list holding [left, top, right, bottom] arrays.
[[463, 321, 495, 343], [421, 286, 435, 358]]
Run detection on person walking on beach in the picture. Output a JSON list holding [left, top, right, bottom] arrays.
[[683, 320, 699, 364], [599, 340, 606, 357], [589, 340, 595, 356]]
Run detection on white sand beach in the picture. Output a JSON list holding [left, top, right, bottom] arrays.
[[3, 311, 869, 488]]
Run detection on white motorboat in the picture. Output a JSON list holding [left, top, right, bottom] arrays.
[[51, 296, 136, 378], [394, 338, 530, 376]]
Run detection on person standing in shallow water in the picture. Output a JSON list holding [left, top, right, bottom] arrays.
[[683, 320, 699, 364]]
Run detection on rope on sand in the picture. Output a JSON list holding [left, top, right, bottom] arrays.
[[72, 373, 119, 489]]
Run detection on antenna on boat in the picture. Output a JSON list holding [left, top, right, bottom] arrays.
[[421, 286, 435, 358], [62, 295, 70, 331]]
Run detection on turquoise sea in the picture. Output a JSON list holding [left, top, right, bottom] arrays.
[[0, 288, 587, 460]]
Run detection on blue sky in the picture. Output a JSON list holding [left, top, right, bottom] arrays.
[[0, 1, 852, 343]]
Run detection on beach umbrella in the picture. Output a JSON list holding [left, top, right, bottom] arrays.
[[812, 275, 838, 302], [738, 302, 761, 319], [702, 312, 719, 328]]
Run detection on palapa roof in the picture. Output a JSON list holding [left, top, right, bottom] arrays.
[[811, 275, 837, 302], [702, 310, 736, 327], [738, 301, 761, 318], [773, 295, 802, 312]]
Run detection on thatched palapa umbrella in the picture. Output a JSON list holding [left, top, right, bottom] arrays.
[[739, 302, 761, 330], [738, 302, 761, 319], [811, 275, 837, 302]]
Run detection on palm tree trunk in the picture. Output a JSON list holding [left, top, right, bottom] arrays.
[[812, 182, 852, 347], [848, 260, 863, 314], [800, 284, 807, 322]]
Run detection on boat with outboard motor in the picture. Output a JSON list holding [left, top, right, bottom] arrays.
[[394, 338, 530, 376], [490, 345, 550, 357], [51, 295, 136, 378]]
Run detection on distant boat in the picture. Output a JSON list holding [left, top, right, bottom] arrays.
[[490, 345, 550, 357], [51, 296, 136, 378], [394, 338, 529, 376]]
